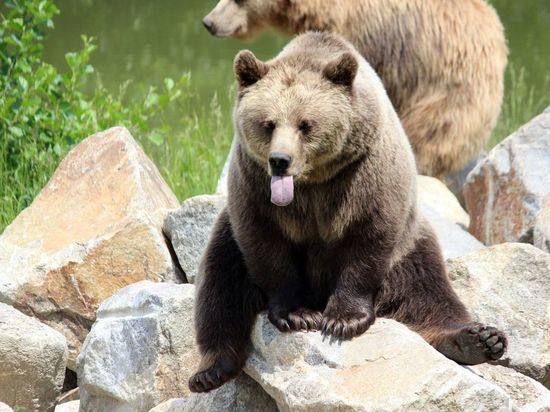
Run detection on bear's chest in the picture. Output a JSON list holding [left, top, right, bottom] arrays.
[[273, 191, 348, 244]]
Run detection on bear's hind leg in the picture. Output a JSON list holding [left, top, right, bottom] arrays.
[[378, 225, 507, 365], [189, 210, 265, 393]]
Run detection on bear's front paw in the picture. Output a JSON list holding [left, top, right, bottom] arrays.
[[268, 307, 322, 332], [321, 306, 375, 339]]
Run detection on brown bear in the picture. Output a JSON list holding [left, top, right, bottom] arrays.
[[202, 0, 508, 179], [188, 32, 507, 393]]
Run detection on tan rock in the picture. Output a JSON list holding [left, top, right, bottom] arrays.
[[245, 315, 511, 411], [469, 364, 550, 411], [464, 109, 550, 245], [0, 303, 68, 412], [447, 243, 550, 387], [417, 175, 469, 227], [534, 197, 550, 253], [0, 127, 181, 369]]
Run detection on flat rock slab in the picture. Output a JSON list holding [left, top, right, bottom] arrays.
[[149, 374, 277, 412], [245, 315, 512, 411], [0, 127, 180, 368], [0, 303, 68, 412], [447, 243, 550, 387], [464, 109, 550, 246], [164, 194, 226, 284], [77, 281, 199, 412]]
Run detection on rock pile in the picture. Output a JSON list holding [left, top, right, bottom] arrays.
[[0, 112, 549, 411]]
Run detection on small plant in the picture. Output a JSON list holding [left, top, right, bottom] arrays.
[[490, 64, 550, 146], [0, 0, 232, 232]]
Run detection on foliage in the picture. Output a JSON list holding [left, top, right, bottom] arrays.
[[490, 65, 550, 146], [0, 0, 232, 232]]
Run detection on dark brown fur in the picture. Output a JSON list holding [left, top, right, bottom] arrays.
[[189, 33, 506, 393]]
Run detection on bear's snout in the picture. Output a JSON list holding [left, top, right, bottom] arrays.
[[269, 152, 292, 176], [203, 17, 216, 35]]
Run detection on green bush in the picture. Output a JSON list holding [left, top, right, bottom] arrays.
[[0, 0, 232, 232]]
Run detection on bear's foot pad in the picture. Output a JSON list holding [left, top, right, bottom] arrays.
[[269, 308, 322, 332], [436, 323, 507, 365]]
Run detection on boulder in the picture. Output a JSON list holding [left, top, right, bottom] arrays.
[[0, 403, 13, 412], [164, 194, 226, 283], [0, 303, 68, 412], [469, 364, 550, 411], [77, 281, 199, 412], [0, 127, 181, 369], [417, 175, 469, 228], [447, 243, 550, 387], [149, 374, 277, 412], [54, 400, 80, 412], [534, 197, 550, 253], [464, 109, 550, 245], [421, 205, 484, 260], [245, 315, 511, 411]]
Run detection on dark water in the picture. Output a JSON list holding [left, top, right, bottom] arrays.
[[43, 0, 550, 136]]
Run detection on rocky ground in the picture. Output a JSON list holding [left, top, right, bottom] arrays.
[[0, 108, 549, 411]]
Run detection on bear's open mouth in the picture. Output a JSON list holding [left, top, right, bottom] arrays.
[[270, 175, 294, 206]]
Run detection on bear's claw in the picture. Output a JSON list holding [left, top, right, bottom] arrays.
[[269, 308, 322, 332], [320, 310, 375, 339]]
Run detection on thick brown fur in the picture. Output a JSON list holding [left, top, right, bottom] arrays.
[[203, 0, 508, 178], [188, 33, 506, 393]]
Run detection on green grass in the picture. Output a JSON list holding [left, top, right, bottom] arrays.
[[489, 64, 550, 147]]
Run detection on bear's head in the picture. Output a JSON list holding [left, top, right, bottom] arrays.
[[233, 48, 363, 205], [202, 0, 277, 39]]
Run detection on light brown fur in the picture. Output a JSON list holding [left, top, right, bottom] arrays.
[[204, 0, 508, 177]]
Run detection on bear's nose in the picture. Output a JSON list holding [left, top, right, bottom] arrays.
[[202, 17, 216, 35], [269, 152, 292, 175]]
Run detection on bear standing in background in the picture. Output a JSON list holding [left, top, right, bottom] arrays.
[[203, 0, 507, 180], [188, 32, 507, 393]]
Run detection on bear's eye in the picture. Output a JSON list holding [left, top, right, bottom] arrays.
[[234, 0, 246, 5], [298, 120, 312, 135], [262, 120, 276, 133]]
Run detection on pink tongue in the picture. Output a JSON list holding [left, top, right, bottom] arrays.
[[270, 176, 294, 206]]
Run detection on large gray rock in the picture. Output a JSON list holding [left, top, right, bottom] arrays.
[[469, 364, 550, 411], [421, 205, 484, 260], [245, 315, 511, 411], [77, 282, 200, 412], [54, 400, 80, 412], [464, 109, 550, 246], [0, 127, 180, 369], [0, 403, 13, 412], [0, 303, 68, 412], [164, 195, 226, 283], [447, 243, 550, 387], [149, 374, 277, 412]]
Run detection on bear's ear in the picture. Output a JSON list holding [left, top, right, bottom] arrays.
[[322, 52, 358, 89], [234, 50, 269, 89]]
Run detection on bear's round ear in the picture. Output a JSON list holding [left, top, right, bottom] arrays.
[[234, 50, 269, 89], [322, 52, 358, 89]]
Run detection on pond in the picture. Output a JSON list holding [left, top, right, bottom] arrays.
[[43, 0, 549, 146]]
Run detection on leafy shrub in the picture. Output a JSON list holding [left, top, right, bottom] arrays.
[[0, 0, 232, 232]]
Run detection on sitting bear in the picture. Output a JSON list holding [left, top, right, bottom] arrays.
[[189, 32, 506, 393], [202, 0, 508, 179]]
